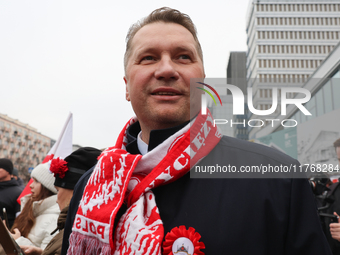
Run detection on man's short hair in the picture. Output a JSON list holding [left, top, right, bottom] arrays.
[[334, 138, 340, 148], [124, 7, 203, 71]]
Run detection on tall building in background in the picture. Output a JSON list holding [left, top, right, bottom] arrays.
[[255, 41, 340, 166], [226, 52, 249, 140], [0, 113, 53, 182], [246, 0, 340, 138], [208, 94, 234, 138], [227, 51, 248, 94]]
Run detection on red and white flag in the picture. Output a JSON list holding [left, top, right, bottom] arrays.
[[17, 113, 73, 204]]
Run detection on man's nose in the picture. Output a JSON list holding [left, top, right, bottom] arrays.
[[154, 56, 179, 80]]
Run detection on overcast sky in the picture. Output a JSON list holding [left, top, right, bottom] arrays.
[[0, 0, 250, 149]]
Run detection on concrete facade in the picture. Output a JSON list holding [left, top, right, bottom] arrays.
[[226, 52, 249, 140], [246, 0, 340, 138], [0, 113, 53, 182]]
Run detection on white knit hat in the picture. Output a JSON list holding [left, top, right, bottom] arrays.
[[31, 163, 57, 194]]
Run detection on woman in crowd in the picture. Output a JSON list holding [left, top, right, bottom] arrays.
[[10, 163, 60, 249], [20, 147, 101, 255]]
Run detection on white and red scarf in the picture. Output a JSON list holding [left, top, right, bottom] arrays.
[[67, 110, 221, 255]]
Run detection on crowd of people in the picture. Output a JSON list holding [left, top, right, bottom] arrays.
[[0, 147, 101, 255], [0, 7, 339, 255]]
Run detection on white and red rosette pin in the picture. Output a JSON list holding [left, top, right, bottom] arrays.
[[163, 226, 205, 255]]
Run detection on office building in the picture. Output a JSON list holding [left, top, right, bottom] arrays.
[[0, 113, 53, 181], [246, 0, 340, 138], [255, 41, 340, 167], [226, 52, 249, 140]]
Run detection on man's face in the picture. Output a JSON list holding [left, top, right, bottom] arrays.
[[124, 22, 205, 134], [55, 186, 74, 211], [336, 147, 340, 165], [0, 168, 10, 182]]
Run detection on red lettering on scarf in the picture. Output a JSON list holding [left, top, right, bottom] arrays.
[[97, 225, 105, 239], [82, 220, 88, 232], [74, 216, 107, 240], [75, 217, 81, 229], [90, 222, 96, 235]]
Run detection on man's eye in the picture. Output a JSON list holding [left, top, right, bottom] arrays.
[[178, 55, 190, 60], [141, 56, 155, 61]]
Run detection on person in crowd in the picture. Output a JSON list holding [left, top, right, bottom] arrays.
[[12, 167, 25, 188], [336, 138, 340, 166], [62, 7, 332, 255], [324, 138, 340, 254], [10, 163, 60, 250], [19, 147, 102, 255], [309, 172, 332, 207], [0, 158, 23, 228]]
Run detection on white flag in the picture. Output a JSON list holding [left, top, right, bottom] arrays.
[[43, 112, 73, 163], [18, 113, 73, 203]]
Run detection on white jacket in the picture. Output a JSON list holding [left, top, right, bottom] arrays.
[[16, 194, 60, 249]]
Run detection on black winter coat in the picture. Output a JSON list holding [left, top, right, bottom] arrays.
[[62, 124, 332, 254], [0, 178, 24, 228]]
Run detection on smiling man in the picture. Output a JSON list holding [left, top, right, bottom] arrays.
[[62, 7, 332, 255], [124, 21, 204, 142]]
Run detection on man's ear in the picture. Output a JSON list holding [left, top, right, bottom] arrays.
[[123, 77, 130, 101]]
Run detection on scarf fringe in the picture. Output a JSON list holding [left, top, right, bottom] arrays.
[[67, 232, 111, 255]]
